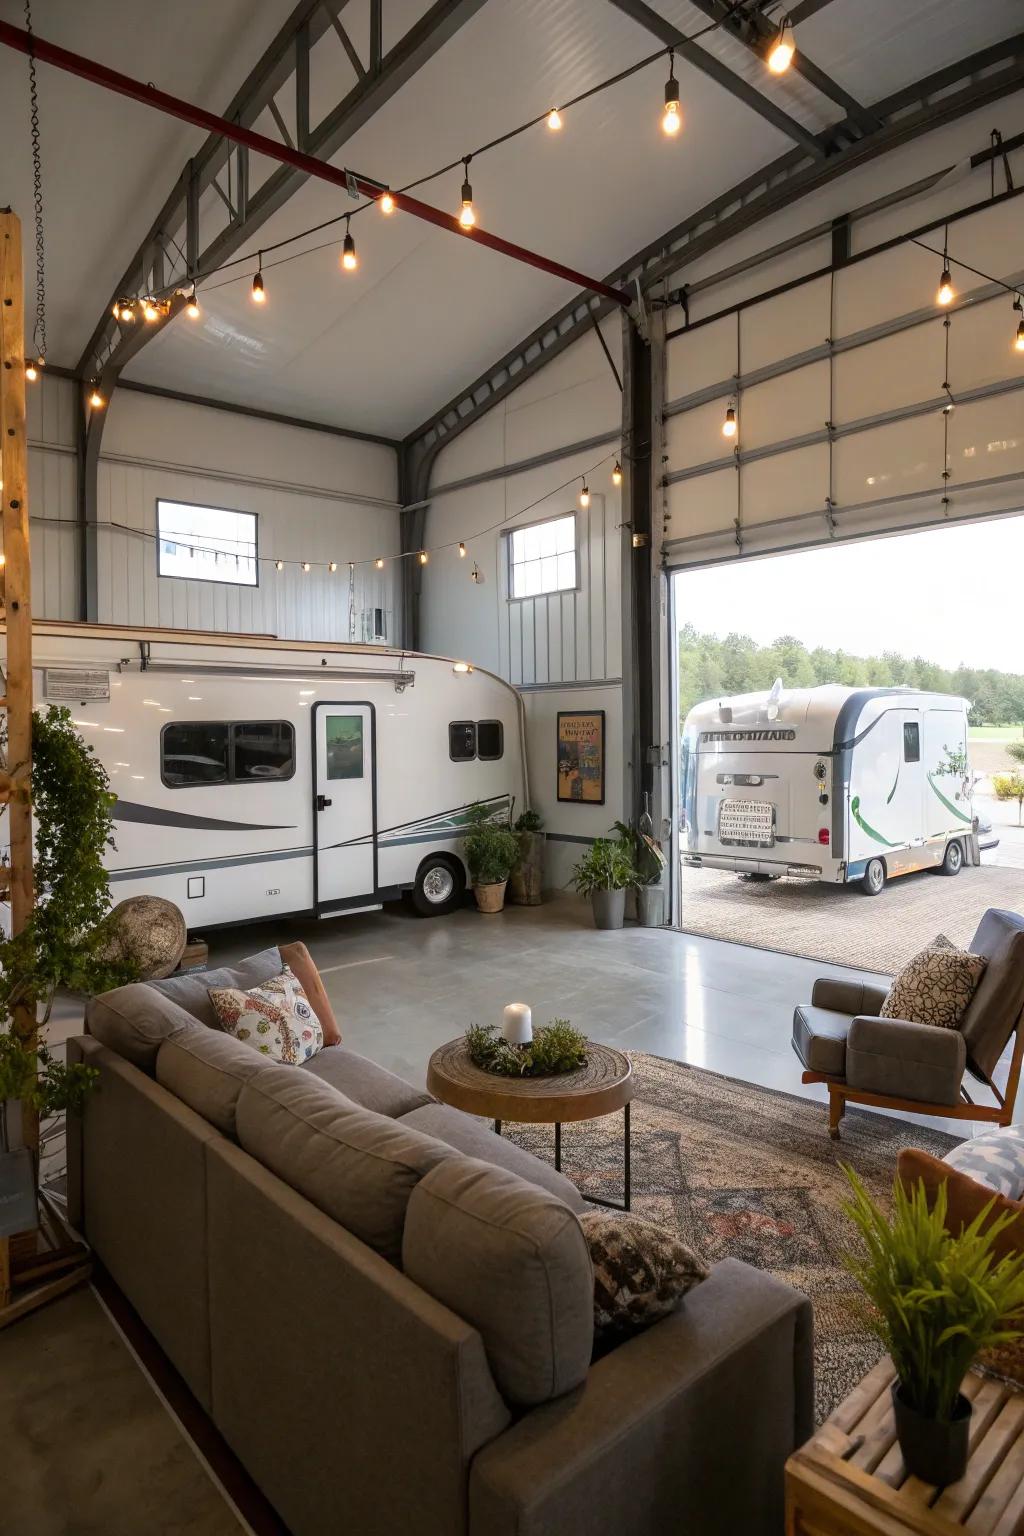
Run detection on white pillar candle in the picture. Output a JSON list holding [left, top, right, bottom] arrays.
[[502, 1002, 533, 1045]]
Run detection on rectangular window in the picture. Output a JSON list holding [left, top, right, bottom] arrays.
[[903, 722, 921, 763], [508, 514, 577, 600], [476, 721, 504, 761], [325, 716, 364, 780], [449, 722, 476, 762], [162, 721, 294, 787], [157, 500, 258, 586]]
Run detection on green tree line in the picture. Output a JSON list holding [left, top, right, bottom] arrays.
[[678, 624, 1024, 727]]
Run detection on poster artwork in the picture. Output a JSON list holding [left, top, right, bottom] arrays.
[[557, 710, 606, 804]]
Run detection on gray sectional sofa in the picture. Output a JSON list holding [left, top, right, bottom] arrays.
[[67, 945, 813, 1536]]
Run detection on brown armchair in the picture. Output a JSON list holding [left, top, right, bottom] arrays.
[[791, 909, 1024, 1138]]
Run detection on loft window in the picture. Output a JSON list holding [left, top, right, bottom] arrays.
[[903, 722, 920, 763], [449, 722, 476, 762], [157, 499, 258, 586], [476, 721, 504, 760], [162, 721, 294, 787], [508, 514, 578, 600]]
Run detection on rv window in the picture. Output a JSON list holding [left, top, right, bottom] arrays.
[[476, 721, 504, 760], [324, 716, 364, 780], [233, 722, 295, 781], [449, 722, 476, 762], [903, 722, 921, 763], [161, 722, 230, 786]]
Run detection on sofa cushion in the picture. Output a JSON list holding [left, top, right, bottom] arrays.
[[943, 1123, 1024, 1200], [959, 910, 1024, 1080], [87, 983, 200, 1071], [280, 941, 341, 1046], [880, 939, 986, 1031], [209, 966, 324, 1065], [235, 1070, 455, 1264], [400, 1102, 586, 1212], [402, 1158, 594, 1408], [155, 1028, 276, 1138], [898, 1146, 1024, 1259], [791, 1004, 850, 1077], [579, 1211, 707, 1340], [304, 1046, 433, 1118], [148, 947, 283, 1030]]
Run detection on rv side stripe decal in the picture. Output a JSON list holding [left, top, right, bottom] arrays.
[[850, 795, 898, 848], [108, 846, 312, 881], [926, 775, 974, 825], [113, 799, 296, 833]]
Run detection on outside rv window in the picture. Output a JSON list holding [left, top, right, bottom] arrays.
[[325, 716, 363, 779], [161, 721, 294, 786], [476, 721, 504, 760], [449, 722, 476, 761], [903, 722, 921, 763], [156, 500, 258, 586], [508, 514, 577, 599]]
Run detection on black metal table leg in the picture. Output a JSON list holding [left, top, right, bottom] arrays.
[[554, 1121, 561, 1171], [494, 1119, 502, 1136], [582, 1099, 632, 1212]]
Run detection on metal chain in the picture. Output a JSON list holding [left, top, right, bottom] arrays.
[[24, 0, 47, 362]]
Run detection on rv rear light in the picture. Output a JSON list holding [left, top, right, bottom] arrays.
[[818, 828, 830, 845]]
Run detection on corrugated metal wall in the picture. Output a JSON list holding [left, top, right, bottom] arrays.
[[27, 373, 79, 619]]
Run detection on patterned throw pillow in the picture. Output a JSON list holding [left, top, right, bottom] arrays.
[[944, 1124, 1024, 1200], [880, 936, 987, 1030], [208, 966, 323, 1064], [579, 1211, 707, 1341]]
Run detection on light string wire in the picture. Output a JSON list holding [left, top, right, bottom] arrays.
[[27, 451, 620, 572], [23, 0, 46, 360]]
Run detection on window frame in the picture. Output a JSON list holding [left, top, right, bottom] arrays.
[[155, 497, 260, 589], [476, 720, 504, 761], [903, 721, 921, 763], [449, 721, 477, 763], [160, 719, 295, 789], [505, 511, 580, 604]]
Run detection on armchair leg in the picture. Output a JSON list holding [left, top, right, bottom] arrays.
[[828, 1089, 846, 1141]]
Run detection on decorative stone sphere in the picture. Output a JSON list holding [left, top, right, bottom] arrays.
[[100, 896, 188, 980]]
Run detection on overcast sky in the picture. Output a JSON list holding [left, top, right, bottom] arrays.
[[674, 515, 1024, 671]]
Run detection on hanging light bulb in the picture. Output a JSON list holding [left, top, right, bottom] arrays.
[[458, 542, 466, 558], [275, 559, 284, 571], [662, 50, 682, 136], [374, 557, 385, 570], [767, 15, 795, 74], [722, 404, 738, 439], [114, 297, 134, 323], [579, 480, 590, 509], [185, 284, 200, 320], [458, 158, 476, 228], [252, 256, 266, 304], [612, 460, 622, 487], [419, 550, 429, 565], [547, 107, 562, 131], [379, 189, 395, 215], [24, 359, 38, 382], [88, 381, 105, 410], [328, 561, 338, 573], [142, 297, 159, 322], [301, 561, 311, 572], [341, 216, 358, 272], [1013, 298, 1024, 353], [936, 267, 954, 306]]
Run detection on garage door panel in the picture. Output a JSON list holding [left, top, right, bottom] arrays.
[[665, 399, 730, 470], [665, 468, 737, 544], [741, 360, 830, 450], [948, 296, 1024, 393], [740, 276, 831, 373], [741, 444, 830, 526], [833, 414, 942, 508], [833, 321, 945, 424], [665, 317, 735, 404], [948, 392, 1024, 484]]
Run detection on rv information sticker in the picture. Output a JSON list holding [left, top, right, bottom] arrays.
[[700, 729, 795, 743], [43, 668, 110, 702], [719, 799, 775, 846]]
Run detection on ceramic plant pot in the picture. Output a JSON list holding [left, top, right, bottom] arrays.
[[891, 1383, 971, 1486], [591, 888, 626, 930], [637, 885, 665, 927], [509, 831, 544, 906], [473, 880, 508, 914]]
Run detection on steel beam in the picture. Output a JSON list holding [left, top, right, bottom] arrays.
[[606, 0, 825, 159]]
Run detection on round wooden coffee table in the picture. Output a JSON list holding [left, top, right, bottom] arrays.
[[427, 1038, 633, 1210]]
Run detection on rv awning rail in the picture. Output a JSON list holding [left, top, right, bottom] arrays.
[[42, 657, 417, 689]]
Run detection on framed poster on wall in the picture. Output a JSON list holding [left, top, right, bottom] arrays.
[[557, 710, 605, 804]]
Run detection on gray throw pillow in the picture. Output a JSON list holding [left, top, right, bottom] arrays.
[[579, 1211, 707, 1341], [880, 936, 987, 1030]]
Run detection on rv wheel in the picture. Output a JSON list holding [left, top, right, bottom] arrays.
[[940, 840, 963, 876], [861, 857, 886, 897], [410, 855, 466, 917]]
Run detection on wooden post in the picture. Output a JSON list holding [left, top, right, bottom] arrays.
[[0, 210, 37, 1158]]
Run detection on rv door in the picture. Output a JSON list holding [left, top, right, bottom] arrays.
[[313, 704, 376, 910]]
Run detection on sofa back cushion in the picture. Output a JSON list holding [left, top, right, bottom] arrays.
[[155, 1028, 277, 1138], [148, 946, 284, 1030], [402, 1158, 593, 1408], [87, 983, 200, 1071], [960, 910, 1024, 1079], [235, 1070, 455, 1264]]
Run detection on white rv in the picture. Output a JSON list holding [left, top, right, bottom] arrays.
[[8, 622, 528, 926], [680, 683, 977, 895]]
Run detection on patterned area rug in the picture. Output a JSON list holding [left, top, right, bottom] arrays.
[[504, 1053, 961, 1423]]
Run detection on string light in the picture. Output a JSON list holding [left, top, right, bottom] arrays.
[[662, 50, 682, 136], [252, 255, 266, 304], [114, 297, 135, 323], [379, 189, 395, 215], [142, 297, 160, 322], [374, 557, 385, 569], [87, 381, 105, 409], [458, 542, 466, 557], [185, 284, 200, 319], [767, 15, 795, 74], [275, 559, 284, 571], [341, 216, 358, 272], [419, 550, 429, 565], [722, 404, 737, 439], [328, 560, 337, 572], [579, 480, 590, 509], [612, 460, 622, 486], [546, 107, 562, 131], [1014, 297, 1024, 354], [301, 561, 310, 572], [24, 358, 38, 382], [936, 229, 954, 306], [458, 158, 476, 228]]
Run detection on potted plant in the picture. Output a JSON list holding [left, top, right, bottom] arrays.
[[613, 819, 667, 927], [463, 806, 520, 914], [509, 809, 544, 906], [570, 838, 638, 929], [842, 1168, 1024, 1485]]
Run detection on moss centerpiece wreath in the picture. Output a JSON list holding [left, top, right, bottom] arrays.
[[464, 1019, 588, 1077]]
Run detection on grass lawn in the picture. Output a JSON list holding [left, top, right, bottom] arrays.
[[969, 725, 1024, 741]]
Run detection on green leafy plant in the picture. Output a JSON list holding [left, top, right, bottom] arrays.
[[465, 1019, 588, 1077], [0, 708, 137, 1157], [842, 1168, 1024, 1421], [992, 772, 1024, 825], [463, 805, 520, 886], [612, 820, 667, 887], [1006, 741, 1024, 770], [570, 838, 637, 897], [514, 809, 544, 833]]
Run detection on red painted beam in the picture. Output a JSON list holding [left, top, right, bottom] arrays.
[[0, 20, 632, 308]]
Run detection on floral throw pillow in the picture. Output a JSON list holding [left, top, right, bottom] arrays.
[[880, 935, 987, 1031], [579, 1211, 707, 1343], [208, 966, 323, 1064]]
